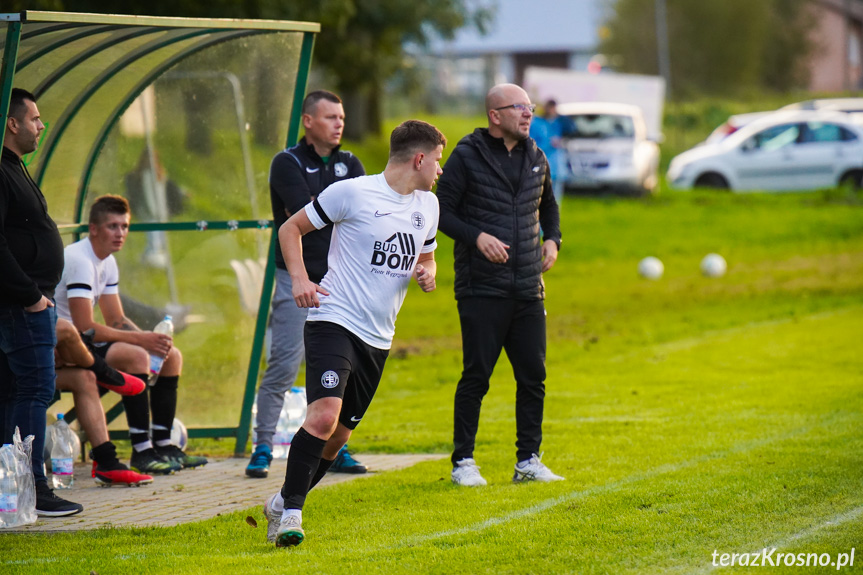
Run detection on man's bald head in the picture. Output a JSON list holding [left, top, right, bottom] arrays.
[[485, 83, 529, 114], [485, 83, 533, 147]]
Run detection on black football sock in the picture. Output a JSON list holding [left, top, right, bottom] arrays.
[[149, 375, 178, 445], [308, 457, 336, 491], [280, 427, 326, 510], [123, 379, 151, 450], [90, 441, 122, 468]]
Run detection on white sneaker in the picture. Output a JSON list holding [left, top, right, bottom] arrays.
[[276, 514, 305, 547], [263, 493, 281, 543], [451, 458, 488, 486], [513, 453, 565, 483]]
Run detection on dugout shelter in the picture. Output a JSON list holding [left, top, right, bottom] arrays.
[[0, 11, 320, 455]]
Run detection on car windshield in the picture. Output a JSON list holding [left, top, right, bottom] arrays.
[[565, 114, 635, 139]]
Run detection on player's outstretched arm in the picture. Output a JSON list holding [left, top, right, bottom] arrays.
[[279, 209, 330, 308], [414, 252, 437, 293]]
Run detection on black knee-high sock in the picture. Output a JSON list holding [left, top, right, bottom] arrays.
[[280, 427, 326, 510], [150, 375, 178, 445], [308, 457, 336, 491], [123, 375, 151, 450]]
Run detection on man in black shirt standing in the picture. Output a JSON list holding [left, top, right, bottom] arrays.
[[246, 90, 367, 479], [0, 88, 83, 516], [437, 83, 564, 487]]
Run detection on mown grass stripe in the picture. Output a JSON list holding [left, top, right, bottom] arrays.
[[610, 304, 861, 363], [683, 504, 863, 574], [395, 423, 819, 548]]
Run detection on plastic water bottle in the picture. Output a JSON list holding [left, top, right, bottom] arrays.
[[271, 418, 291, 459], [148, 315, 174, 385], [0, 444, 18, 529], [271, 387, 307, 459], [285, 387, 307, 435], [50, 414, 75, 489], [42, 421, 81, 465]]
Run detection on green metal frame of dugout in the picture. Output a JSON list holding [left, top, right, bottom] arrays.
[[0, 11, 320, 456]]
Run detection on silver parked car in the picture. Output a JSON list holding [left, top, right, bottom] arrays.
[[558, 102, 661, 195], [667, 110, 863, 191], [703, 98, 863, 145]]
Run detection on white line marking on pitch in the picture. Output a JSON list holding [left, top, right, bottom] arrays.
[[684, 504, 863, 575], [401, 427, 814, 547]]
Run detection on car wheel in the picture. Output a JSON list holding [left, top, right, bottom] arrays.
[[838, 170, 862, 190], [694, 172, 729, 190]]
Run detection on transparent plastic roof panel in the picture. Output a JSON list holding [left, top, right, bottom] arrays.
[[1, 12, 318, 449]]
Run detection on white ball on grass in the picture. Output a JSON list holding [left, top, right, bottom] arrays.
[[148, 417, 188, 449], [171, 418, 188, 450], [700, 253, 727, 278], [638, 256, 664, 280]]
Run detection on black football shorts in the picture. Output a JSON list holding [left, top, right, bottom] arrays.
[[303, 320, 389, 430]]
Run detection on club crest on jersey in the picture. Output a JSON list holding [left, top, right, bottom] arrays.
[[321, 370, 339, 388], [334, 162, 348, 177], [411, 212, 425, 230], [371, 231, 416, 271]]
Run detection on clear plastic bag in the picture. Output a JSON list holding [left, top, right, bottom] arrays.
[[0, 444, 18, 528], [15, 428, 37, 525], [1, 428, 37, 528]]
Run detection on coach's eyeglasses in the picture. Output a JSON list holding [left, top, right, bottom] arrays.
[[495, 103, 536, 114]]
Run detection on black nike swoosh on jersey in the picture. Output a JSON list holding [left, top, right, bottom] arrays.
[[374, 211, 392, 217]]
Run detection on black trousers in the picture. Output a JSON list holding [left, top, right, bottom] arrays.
[[452, 297, 546, 465]]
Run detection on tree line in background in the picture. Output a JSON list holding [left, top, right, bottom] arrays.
[[4, 0, 491, 139], [600, 0, 817, 98], [6, 0, 820, 134]]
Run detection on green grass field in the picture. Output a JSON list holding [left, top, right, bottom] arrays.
[[3, 186, 862, 574]]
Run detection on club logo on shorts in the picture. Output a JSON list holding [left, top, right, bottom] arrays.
[[334, 162, 348, 177], [411, 211, 425, 230], [321, 370, 339, 388]]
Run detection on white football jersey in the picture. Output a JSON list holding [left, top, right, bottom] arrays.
[[54, 237, 119, 321], [304, 173, 438, 349]]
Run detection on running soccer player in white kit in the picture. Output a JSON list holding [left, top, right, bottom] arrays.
[[263, 120, 446, 547]]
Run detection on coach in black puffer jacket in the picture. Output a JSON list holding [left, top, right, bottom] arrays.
[[437, 127, 561, 300], [437, 83, 566, 486]]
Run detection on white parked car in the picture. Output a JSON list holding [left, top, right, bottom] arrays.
[[557, 102, 660, 195], [703, 98, 863, 145], [703, 111, 774, 145], [667, 110, 863, 191], [781, 97, 863, 113]]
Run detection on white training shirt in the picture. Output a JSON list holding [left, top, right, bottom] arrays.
[[54, 237, 120, 321], [304, 172, 439, 349]]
